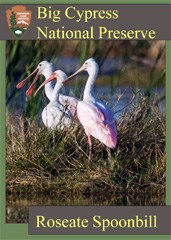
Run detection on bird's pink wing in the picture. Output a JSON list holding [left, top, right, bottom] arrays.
[[77, 101, 117, 148]]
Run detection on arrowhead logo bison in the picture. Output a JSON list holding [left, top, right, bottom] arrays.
[[6, 6, 32, 38]]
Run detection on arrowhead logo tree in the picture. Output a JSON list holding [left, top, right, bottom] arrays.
[[6, 6, 32, 38]]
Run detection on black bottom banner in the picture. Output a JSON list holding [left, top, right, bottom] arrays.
[[29, 206, 171, 235]]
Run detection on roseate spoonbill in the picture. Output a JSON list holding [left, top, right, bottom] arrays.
[[49, 58, 117, 160], [16, 61, 78, 117], [32, 70, 73, 130]]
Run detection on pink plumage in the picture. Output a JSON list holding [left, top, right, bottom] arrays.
[[64, 58, 117, 160], [77, 101, 117, 148]]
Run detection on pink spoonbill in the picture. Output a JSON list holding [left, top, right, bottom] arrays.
[[48, 58, 117, 160]]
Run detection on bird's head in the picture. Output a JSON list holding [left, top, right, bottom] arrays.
[[36, 61, 52, 76], [54, 70, 67, 83], [81, 58, 99, 73], [63, 58, 99, 84], [34, 70, 67, 97], [16, 61, 52, 96]]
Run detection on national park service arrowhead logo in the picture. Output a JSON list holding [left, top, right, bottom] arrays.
[[6, 6, 32, 39]]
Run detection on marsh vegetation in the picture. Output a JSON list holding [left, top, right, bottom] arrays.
[[6, 40, 166, 222]]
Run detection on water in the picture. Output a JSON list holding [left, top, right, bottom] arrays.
[[64, 85, 165, 120], [6, 192, 165, 223], [8, 85, 166, 121]]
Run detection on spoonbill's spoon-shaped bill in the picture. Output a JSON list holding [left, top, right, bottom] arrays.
[[16, 68, 39, 89], [25, 72, 41, 96], [63, 64, 86, 84], [34, 72, 57, 97], [16, 61, 53, 96]]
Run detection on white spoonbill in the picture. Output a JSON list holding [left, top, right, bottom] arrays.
[[49, 58, 117, 160], [32, 70, 73, 130], [16, 61, 78, 117]]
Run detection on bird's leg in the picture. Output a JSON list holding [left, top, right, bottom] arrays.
[[52, 130, 55, 148], [87, 135, 92, 161], [107, 147, 113, 168]]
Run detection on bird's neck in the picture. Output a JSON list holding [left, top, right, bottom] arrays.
[[43, 67, 56, 100], [51, 81, 63, 102], [83, 71, 97, 102]]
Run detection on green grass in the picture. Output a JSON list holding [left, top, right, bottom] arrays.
[[6, 96, 166, 199]]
